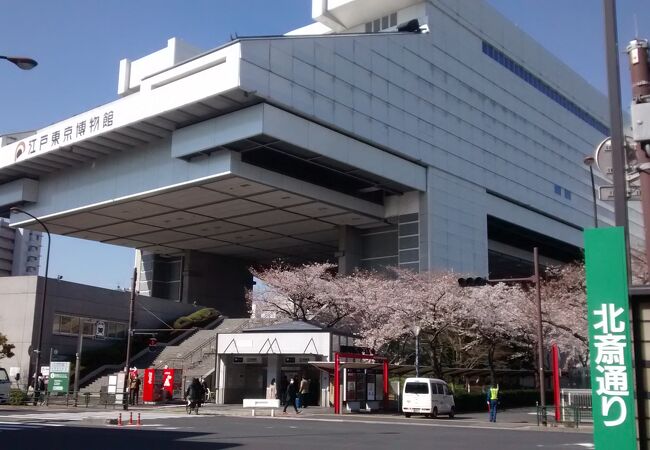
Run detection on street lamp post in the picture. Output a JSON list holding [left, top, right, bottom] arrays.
[[583, 155, 599, 228], [10, 207, 51, 385], [0, 55, 38, 70], [413, 325, 421, 378]]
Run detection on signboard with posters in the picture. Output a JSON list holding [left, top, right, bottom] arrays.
[[162, 368, 175, 400], [584, 227, 636, 450], [47, 361, 70, 393]]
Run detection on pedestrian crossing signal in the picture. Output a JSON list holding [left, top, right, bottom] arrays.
[[457, 277, 488, 287]]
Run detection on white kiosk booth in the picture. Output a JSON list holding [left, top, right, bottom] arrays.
[[215, 321, 354, 405]]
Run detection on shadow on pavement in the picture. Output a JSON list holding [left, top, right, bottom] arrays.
[[1, 425, 242, 450]]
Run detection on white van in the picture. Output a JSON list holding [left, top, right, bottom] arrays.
[[0, 368, 10, 404], [402, 377, 455, 418]]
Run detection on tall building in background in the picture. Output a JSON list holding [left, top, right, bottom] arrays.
[[0, 219, 41, 276]]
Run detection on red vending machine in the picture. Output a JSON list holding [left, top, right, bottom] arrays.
[[142, 368, 157, 403]]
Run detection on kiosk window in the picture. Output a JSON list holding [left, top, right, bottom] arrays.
[[405, 382, 429, 394]]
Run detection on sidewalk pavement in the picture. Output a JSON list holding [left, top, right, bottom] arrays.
[[0, 403, 592, 433]]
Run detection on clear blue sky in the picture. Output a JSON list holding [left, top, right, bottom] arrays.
[[1, 1, 647, 289]]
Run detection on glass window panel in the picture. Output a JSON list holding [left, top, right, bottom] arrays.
[[365, 22, 372, 32], [382, 16, 389, 29], [405, 382, 429, 394], [373, 19, 380, 32], [390, 13, 397, 27], [52, 314, 61, 334], [83, 321, 94, 336]]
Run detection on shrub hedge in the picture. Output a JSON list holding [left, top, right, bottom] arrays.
[[453, 389, 554, 413], [9, 389, 28, 406]]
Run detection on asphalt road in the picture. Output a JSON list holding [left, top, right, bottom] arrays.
[[0, 414, 593, 450]]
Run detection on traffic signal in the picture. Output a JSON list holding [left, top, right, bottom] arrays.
[[148, 337, 158, 351], [457, 277, 488, 287]]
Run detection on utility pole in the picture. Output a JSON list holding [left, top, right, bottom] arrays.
[[73, 320, 85, 407], [122, 267, 137, 411], [479, 248, 545, 415], [627, 40, 650, 267]]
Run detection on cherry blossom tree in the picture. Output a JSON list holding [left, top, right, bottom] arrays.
[[251, 261, 590, 380], [250, 262, 358, 327], [458, 283, 531, 384], [352, 269, 466, 377], [536, 263, 589, 368]]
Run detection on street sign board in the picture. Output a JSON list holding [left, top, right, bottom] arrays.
[[594, 136, 638, 183], [47, 361, 70, 393], [598, 185, 642, 201], [584, 227, 637, 450]]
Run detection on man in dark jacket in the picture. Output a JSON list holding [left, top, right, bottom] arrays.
[[185, 378, 205, 406], [282, 378, 300, 414]]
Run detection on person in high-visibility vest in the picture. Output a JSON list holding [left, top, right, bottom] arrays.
[[487, 384, 499, 422]]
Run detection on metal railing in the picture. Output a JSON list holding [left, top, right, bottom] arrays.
[[9, 390, 123, 409], [78, 325, 204, 388], [159, 333, 216, 370], [536, 405, 593, 428], [561, 388, 593, 424]]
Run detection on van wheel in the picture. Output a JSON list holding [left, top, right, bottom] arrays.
[[449, 407, 455, 419], [404, 413, 412, 418], [431, 407, 438, 419]]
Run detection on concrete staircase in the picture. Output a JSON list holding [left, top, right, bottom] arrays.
[[80, 317, 228, 392]]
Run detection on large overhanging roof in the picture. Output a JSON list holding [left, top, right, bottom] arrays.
[[0, 41, 251, 183], [2, 32, 425, 263]]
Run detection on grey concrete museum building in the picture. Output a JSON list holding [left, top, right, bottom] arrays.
[[0, 0, 639, 380]]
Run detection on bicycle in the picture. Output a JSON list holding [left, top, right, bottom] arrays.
[[185, 399, 200, 415]]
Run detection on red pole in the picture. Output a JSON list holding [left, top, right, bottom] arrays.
[[551, 344, 561, 422], [334, 353, 340, 415], [383, 359, 389, 411]]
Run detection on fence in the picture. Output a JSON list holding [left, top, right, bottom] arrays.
[[561, 389, 593, 424]]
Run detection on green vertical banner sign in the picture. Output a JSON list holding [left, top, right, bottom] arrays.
[[584, 227, 636, 449]]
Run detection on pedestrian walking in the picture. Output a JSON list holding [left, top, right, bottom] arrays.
[[266, 378, 278, 400], [279, 375, 288, 405], [185, 377, 205, 408], [199, 377, 209, 402], [129, 372, 141, 405], [299, 375, 310, 408], [283, 378, 300, 414], [487, 384, 499, 422], [32, 373, 45, 406]]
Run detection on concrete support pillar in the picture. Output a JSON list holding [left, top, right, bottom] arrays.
[[419, 167, 488, 274], [181, 251, 253, 317], [267, 355, 279, 390], [337, 226, 362, 275]]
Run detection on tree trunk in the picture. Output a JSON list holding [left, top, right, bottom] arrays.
[[487, 344, 496, 386]]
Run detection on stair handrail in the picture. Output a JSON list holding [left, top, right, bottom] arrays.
[[155, 331, 217, 369], [79, 323, 206, 388]]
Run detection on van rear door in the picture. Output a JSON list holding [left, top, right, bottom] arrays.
[[403, 381, 430, 411]]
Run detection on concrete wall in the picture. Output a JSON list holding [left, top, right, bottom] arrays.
[[182, 251, 253, 317], [236, 1, 643, 266], [0, 276, 197, 383]]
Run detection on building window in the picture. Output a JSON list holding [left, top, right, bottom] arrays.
[[564, 189, 572, 200], [366, 13, 399, 33], [482, 40, 609, 136], [52, 313, 127, 339], [554, 184, 562, 195]]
